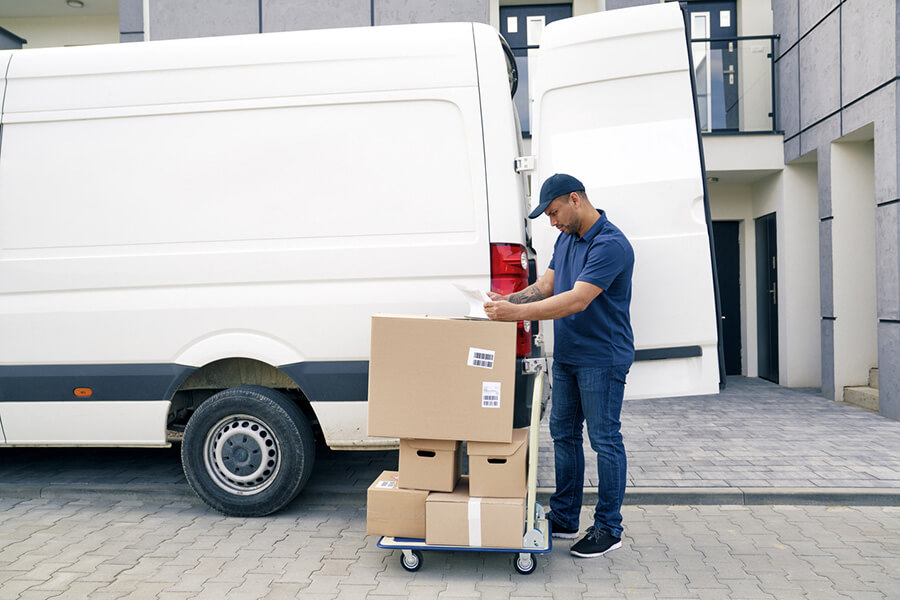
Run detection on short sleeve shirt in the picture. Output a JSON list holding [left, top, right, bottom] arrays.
[[548, 210, 634, 367]]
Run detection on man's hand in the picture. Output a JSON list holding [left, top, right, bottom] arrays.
[[484, 300, 523, 321], [486, 291, 505, 301]]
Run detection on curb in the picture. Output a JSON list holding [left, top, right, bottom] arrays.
[[2, 483, 899, 507]]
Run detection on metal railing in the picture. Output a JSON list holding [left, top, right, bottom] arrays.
[[690, 34, 779, 134]]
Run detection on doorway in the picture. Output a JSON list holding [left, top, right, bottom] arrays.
[[755, 213, 778, 382], [713, 221, 742, 375]]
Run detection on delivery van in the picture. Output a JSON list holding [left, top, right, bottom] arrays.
[[0, 2, 719, 516]]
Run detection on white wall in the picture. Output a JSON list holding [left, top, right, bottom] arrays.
[[778, 162, 821, 387], [0, 16, 119, 48], [831, 139, 878, 396]]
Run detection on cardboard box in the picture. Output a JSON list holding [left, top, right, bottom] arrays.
[[467, 427, 529, 498], [366, 471, 428, 539], [399, 439, 461, 492], [425, 476, 525, 548], [367, 315, 517, 443]]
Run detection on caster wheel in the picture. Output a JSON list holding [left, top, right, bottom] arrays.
[[513, 553, 536, 575], [400, 550, 423, 572]]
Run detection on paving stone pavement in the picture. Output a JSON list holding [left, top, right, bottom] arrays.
[[0, 497, 898, 600], [1, 377, 898, 506]]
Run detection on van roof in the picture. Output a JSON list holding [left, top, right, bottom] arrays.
[[1, 22, 485, 119]]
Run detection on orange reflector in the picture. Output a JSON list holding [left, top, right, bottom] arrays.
[[73, 387, 93, 398]]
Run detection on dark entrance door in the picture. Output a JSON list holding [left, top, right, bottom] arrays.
[[713, 221, 741, 375], [755, 213, 778, 383], [683, 0, 739, 131]]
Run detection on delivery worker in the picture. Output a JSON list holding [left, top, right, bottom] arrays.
[[484, 173, 634, 558]]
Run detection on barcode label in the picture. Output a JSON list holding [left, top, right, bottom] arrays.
[[468, 348, 495, 369], [376, 480, 396, 489], [482, 382, 501, 408]]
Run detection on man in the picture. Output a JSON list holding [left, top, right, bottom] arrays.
[[484, 173, 634, 558]]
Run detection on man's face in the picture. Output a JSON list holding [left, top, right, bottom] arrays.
[[544, 195, 579, 235]]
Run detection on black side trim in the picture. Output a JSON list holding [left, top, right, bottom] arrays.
[[878, 198, 900, 207], [279, 361, 369, 403], [879, 319, 900, 324], [0, 364, 196, 402], [822, 316, 836, 321], [634, 346, 703, 361]]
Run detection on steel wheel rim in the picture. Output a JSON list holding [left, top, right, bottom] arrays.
[[203, 414, 281, 496]]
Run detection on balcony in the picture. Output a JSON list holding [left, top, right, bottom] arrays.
[[690, 35, 779, 135]]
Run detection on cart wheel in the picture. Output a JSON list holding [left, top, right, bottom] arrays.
[[513, 553, 536, 575], [400, 550, 423, 572]]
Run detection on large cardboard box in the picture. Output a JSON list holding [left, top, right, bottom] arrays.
[[367, 315, 517, 443], [467, 427, 528, 498], [366, 471, 428, 539], [425, 476, 525, 548], [399, 439, 461, 492]]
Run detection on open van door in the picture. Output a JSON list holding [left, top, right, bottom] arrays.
[[530, 3, 720, 399]]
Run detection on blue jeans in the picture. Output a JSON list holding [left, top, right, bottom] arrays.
[[549, 361, 629, 538]]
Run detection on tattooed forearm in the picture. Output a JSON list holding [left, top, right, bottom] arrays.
[[507, 285, 545, 304]]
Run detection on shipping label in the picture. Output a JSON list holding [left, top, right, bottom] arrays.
[[376, 480, 396, 489], [481, 382, 501, 408], [467, 347, 495, 369]]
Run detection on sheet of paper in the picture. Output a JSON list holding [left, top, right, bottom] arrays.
[[454, 284, 491, 319]]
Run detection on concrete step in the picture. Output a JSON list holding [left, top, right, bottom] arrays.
[[869, 367, 879, 390], [843, 386, 879, 412]]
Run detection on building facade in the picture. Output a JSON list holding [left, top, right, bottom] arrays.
[[0, 0, 896, 419]]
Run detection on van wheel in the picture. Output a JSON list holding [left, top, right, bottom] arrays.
[[181, 385, 315, 517]]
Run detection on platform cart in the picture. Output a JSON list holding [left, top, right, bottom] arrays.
[[378, 366, 550, 575]]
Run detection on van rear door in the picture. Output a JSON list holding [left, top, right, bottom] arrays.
[[530, 3, 720, 399]]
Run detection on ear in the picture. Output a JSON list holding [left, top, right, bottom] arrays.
[[569, 191, 581, 207]]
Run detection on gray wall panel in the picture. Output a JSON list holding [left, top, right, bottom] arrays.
[[800, 114, 839, 158], [817, 145, 833, 218], [798, 0, 839, 36], [606, 0, 657, 10], [150, 0, 259, 40], [841, 0, 896, 106], [774, 0, 798, 56], [778, 46, 800, 138], [785, 135, 801, 164], [820, 318, 835, 400], [119, 0, 143, 33], [262, 0, 371, 31], [876, 202, 900, 320], [799, 11, 840, 131], [878, 321, 900, 419], [374, 0, 488, 25], [119, 32, 144, 43], [819, 217, 834, 317]]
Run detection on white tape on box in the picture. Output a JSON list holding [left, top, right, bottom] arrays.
[[468, 497, 482, 547]]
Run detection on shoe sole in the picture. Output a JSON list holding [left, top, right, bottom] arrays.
[[551, 531, 578, 539], [570, 540, 622, 558]]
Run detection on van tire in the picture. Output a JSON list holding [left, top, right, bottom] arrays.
[[181, 385, 315, 517]]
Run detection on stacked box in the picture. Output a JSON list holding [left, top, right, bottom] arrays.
[[398, 439, 461, 492], [425, 476, 525, 548], [366, 471, 428, 538], [366, 314, 525, 543], [467, 427, 529, 498]]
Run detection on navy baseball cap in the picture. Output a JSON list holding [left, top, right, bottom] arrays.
[[528, 173, 585, 219]]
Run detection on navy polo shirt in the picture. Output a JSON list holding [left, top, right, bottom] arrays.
[[548, 210, 634, 367]]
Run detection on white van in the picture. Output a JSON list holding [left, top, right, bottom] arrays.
[[0, 3, 718, 516]]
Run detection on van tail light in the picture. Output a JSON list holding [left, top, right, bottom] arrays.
[[490, 243, 532, 357]]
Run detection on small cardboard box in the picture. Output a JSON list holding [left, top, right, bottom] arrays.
[[367, 315, 517, 443], [425, 476, 525, 548], [366, 471, 428, 539], [399, 439, 461, 492], [467, 427, 529, 498]]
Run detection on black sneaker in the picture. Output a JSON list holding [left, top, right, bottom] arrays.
[[547, 514, 579, 539], [570, 526, 622, 558]]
